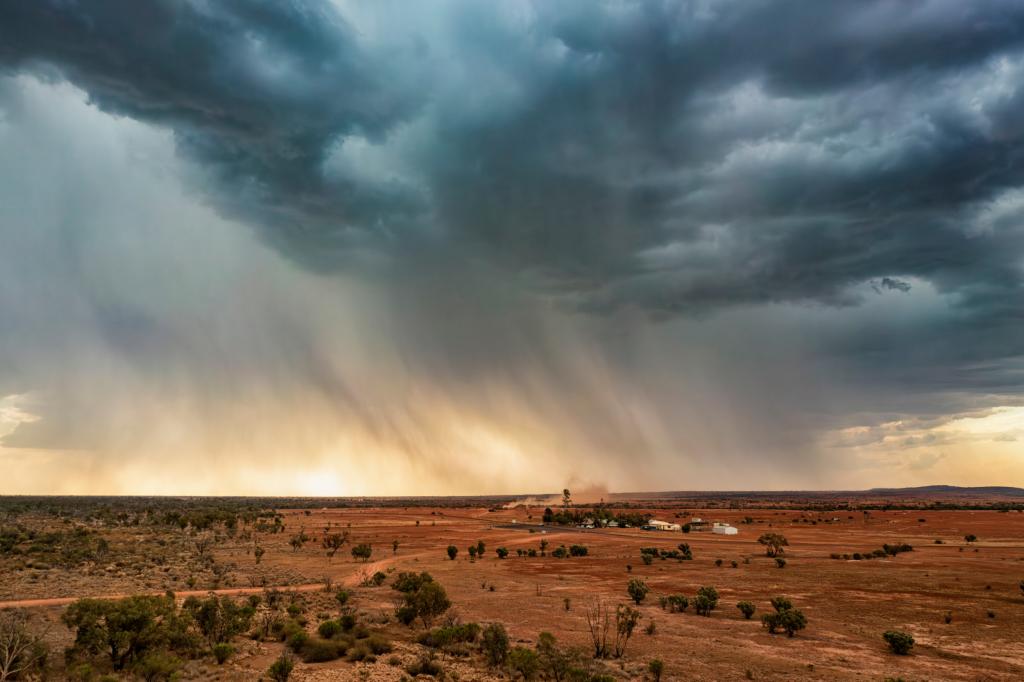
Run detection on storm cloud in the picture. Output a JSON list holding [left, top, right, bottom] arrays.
[[1, 1, 1023, 493]]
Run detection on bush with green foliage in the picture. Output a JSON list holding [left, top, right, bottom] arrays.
[[62, 594, 200, 673], [536, 631, 572, 680], [447, 545, 458, 560], [761, 597, 807, 637], [737, 601, 756, 619], [666, 595, 689, 613], [212, 642, 233, 664], [393, 576, 451, 628], [496, 547, 509, 559], [317, 620, 342, 639], [627, 578, 649, 605], [482, 623, 510, 667], [182, 594, 255, 648], [418, 622, 481, 648], [758, 533, 789, 557], [509, 646, 541, 680], [883, 630, 915, 655], [648, 659, 665, 681], [694, 586, 719, 616], [268, 653, 295, 681], [351, 543, 372, 561]]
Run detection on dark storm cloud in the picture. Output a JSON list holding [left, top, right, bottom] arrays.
[[0, 0, 429, 261], [3, 0, 1023, 306], [2, 0, 1024, 490]]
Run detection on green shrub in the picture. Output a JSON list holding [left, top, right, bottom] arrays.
[[883, 630, 914, 655], [761, 598, 807, 637], [649, 659, 665, 681], [318, 619, 342, 639], [212, 643, 233, 664], [509, 646, 541, 680], [300, 638, 344, 663], [667, 595, 689, 613], [694, 586, 718, 616], [268, 653, 295, 681], [737, 601, 756, 619], [627, 578, 649, 605], [482, 623, 510, 667]]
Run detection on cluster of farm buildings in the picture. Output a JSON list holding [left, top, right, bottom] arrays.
[[575, 516, 739, 534]]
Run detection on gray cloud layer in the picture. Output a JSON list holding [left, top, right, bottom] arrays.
[[1, 1, 1023, 491]]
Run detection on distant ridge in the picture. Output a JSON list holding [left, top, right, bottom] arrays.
[[866, 485, 1024, 497]]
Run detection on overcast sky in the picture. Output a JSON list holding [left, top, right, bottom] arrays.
[[1, 0, 1023, 495]]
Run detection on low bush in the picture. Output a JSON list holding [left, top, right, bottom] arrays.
[[883, 630, 914, 655]]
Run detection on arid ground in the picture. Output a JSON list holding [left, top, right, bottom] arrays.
[[1, 494, 1023, 680]]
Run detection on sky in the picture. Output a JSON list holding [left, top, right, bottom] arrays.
[[0, 0, 1023, 496]]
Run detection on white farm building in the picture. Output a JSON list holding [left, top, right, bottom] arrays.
[[711, 522, 738, 535], [644, 519, 682, 531]]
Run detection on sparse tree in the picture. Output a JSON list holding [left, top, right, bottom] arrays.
[[585, 600, 612, 659], [447, 545, 458, 560], [964, 534, 977, 543], [648, 659, 665, 681], [476, 540, 486, 557], [0, 612, 47, 681], [322, 531, 349, 561], [737, 601, 756, 619], [613, 605, 640, 657], [496, 547, 509, 559], [536, 632, 570, 681], [758, 533, 789, 557], [392, 539, 399, 555], [562, 489, 572, 508]]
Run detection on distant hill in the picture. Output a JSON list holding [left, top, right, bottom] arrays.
[[866, 485, 1024, 497]]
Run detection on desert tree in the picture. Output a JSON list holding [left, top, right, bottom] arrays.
[[757, 533, 789, 557], [964, 534, 977, 543], [761, 597, 807, 637], [694, 586, 719, 616], [508, 646, 541, 680], [584, 599, 612, 659], [627, 578, 649, 605], [392, 539, 399, 555], [0, 612, 47, 681], [351, 543, 372, 562], [536, 632, 571, 681], [648, 659, 665, 681], [613, 605, 640, 657], [496, 547, 509, 559], [562, 489, 572, 508], [322, 531, 350, 561], [476, 540, 486, 556], [447, 545, 458, 560], [737, 601, 756, 619], [482, 623, 510, 667]]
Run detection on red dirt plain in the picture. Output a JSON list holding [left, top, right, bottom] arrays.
[[2, 498, 1023, 680]]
